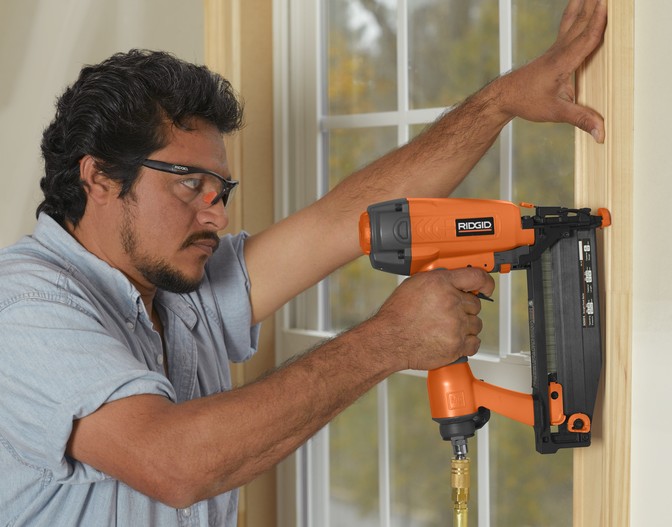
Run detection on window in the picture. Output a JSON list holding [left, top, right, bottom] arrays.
[[275, 1, 579, 526]]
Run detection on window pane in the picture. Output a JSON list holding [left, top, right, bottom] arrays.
[[449, 136, 501, 200], [409, 0, 500, 109], [511, 0, 574, 206], [389, 373, 480, 527], [410, 125, 501, 200], [488, 413, 573, 527], [326, 126, 398, 190], [330, 388, 380, 526], [512, 120, 574, 206], [327, 126, 399, 331], [326, 0, 398, 115], [329, 256, 399, 331]]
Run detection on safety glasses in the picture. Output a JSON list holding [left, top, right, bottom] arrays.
[[142, 159, 239, 207]]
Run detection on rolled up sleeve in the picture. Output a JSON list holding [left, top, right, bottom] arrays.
[[0, 295, 175, 484]]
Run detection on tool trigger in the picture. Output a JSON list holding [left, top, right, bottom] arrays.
[[473, 291, 494, 302]]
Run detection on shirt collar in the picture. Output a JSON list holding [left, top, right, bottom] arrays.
[[34, 213, 197, 329], [34, 213, 143, 321]]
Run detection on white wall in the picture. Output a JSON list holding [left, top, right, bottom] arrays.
[[0, 0, 204, 248], [632, 2, 672, 526]]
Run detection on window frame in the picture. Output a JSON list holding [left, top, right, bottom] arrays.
[[273, 1, 583, 527]]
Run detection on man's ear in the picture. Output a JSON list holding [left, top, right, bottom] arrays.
[[79, 155, 116, 204]]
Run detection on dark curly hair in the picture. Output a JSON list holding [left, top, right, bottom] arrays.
[[37, 49, 244, 226]]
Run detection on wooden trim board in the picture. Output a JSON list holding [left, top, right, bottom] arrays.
[[574, 2, 634, 526]]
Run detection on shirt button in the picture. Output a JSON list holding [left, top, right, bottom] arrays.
[[157, 354, 164, 366], [182, 508, 191, 516], [126, 321, 134, 330]]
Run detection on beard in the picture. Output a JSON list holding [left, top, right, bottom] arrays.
[[135, 256, 203, 294], [120, 203, 215, 294]]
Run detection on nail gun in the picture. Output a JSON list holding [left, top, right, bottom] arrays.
[[358, 198, 610, 457]]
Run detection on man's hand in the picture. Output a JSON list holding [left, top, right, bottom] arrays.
[[367, 267, 495, 372], [495, 0, 607, 142]]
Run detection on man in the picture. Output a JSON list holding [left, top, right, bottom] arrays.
[[0, 0, 606, 524]]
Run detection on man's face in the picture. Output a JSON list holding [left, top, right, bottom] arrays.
[[115, 119, 232, 294]]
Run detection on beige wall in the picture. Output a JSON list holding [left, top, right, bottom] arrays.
[[0, 2, 276, 525], [203, 2, 276, 525], [631, 2, 672, 525], [0, 0, 204, 248]]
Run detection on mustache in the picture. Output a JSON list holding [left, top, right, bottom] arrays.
[[181, 231, 220, 252]]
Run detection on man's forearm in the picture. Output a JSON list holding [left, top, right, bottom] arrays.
[[185, 321, 398, 501], [244, 80, 509, 323], [68, 317, 401, 508], [334, 81, 510, 205]]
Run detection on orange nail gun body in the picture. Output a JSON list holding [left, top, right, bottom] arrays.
[[359, 198, 610, 455]]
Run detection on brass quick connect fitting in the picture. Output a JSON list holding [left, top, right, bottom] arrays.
[[451, 457, 470, 526]]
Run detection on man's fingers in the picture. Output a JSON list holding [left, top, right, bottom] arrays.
[[467, 313, 483, 336], [554, 99, 605, 143], [577, 108, 605, 143], [442, 267, 495, 298], [558, 0, 587, 37], [558, 0, 607, 68], [461, 335, 482, 358], [559, 0, 604, 42]]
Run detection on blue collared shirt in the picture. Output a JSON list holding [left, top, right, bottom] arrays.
[[0, 214, 260, 526]]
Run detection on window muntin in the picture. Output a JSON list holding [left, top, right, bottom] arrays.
[[409, 0, 500, 110]]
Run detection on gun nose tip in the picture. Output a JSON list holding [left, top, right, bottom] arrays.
[[597, 208, 611, 228]]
